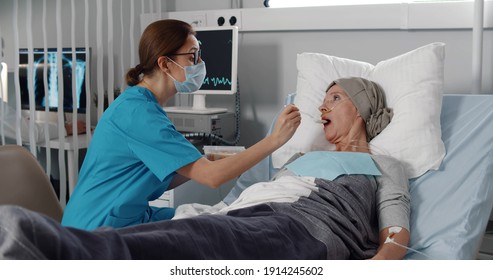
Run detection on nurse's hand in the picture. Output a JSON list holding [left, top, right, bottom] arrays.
[[269, 104, 301, 147], [179, 104, 300, 189]]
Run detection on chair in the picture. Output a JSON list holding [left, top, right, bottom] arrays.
[[0, 145, 63, 222]]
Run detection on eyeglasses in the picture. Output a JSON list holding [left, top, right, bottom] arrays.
[[169, 49, 202, 65]]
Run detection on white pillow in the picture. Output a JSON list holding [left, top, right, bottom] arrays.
[[272, 43, 446, 179]]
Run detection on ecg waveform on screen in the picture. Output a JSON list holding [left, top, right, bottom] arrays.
[[202, 76, 232, 87]]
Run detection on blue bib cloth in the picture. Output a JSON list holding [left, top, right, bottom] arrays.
[[285, 151, 381, 181]]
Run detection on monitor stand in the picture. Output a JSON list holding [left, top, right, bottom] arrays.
[[164, 94, 227, 115]]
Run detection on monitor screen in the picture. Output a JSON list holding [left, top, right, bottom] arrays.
[[195, 26, 238, 95], [18, 48, 88, 113]]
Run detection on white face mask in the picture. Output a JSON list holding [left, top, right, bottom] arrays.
[[166, 59, 207, 93]]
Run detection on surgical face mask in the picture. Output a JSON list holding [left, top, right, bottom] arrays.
[[167, 59, 206, 93]]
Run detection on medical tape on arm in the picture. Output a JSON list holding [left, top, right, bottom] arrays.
[[384, 226, 430, 258]]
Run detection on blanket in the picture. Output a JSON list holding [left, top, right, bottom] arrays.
[[0, 176, 378, 259], [269, 175, 379, 259], [175, 174, 379, 259]]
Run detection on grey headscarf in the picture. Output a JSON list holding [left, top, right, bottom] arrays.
[[328, 77, 393, 141]]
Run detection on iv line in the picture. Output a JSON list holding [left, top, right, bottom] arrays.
[[385, 238, 431, 258]]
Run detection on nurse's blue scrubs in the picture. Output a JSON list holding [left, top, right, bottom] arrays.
[[61, 86, 202, 230]]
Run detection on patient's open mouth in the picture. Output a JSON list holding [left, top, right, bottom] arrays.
[[316, 119, 330, 125], [317, 112, 331, 124]]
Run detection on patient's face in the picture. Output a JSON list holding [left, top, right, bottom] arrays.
[[319, 85, 360, 144]]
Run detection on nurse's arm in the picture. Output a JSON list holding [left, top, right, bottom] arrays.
[[168, 174, 190, 190], [177, 137, 281, 189], [176, 104, 301, 188]]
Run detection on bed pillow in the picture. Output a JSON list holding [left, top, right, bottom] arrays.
[[272, 42, 446, 179]]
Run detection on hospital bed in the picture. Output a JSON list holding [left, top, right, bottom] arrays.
[[221, 92, 493, 260], [220, 43, 493, 259]]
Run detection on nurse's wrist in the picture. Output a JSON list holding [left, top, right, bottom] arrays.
[[265, 134, 284, 149]]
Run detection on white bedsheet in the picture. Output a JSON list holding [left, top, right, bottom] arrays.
[[173, 176, 317, 219]]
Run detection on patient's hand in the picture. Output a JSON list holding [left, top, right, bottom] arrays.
[[369, 227, 410, 260], [270, 104, 301, 146], [65, 120, 88, 136]]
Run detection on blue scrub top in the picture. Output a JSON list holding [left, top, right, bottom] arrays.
[[61, 86, 202, 230]]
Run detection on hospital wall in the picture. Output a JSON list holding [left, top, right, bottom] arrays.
[[1, 0, 493, 206]]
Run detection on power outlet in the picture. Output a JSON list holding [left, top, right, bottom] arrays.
[[184, 13, 207, 27], [213, 10, 242, 29]]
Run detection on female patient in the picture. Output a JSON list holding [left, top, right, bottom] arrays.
[[61, 19, 300, 230], [0, 77, 410, 260]]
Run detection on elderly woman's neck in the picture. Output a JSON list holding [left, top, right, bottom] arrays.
[[335, 135, 370, 153], [334, 118, 370, 153]]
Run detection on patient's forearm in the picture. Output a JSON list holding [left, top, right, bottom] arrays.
[[371, 227, 410, 260]]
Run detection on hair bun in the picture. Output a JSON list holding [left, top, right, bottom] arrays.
[[366, 108, 393, 140]]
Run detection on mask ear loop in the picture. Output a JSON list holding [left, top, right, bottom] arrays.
[[164, 57, 188, 104], [166, 56, 185, 70]]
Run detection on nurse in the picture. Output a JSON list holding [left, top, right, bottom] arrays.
[[61, 19, 301, 230]]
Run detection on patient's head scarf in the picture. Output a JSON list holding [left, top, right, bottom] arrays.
[[328, 77, 393, 141]]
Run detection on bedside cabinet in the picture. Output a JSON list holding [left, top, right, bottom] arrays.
[[149, 190, 174, 208]]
